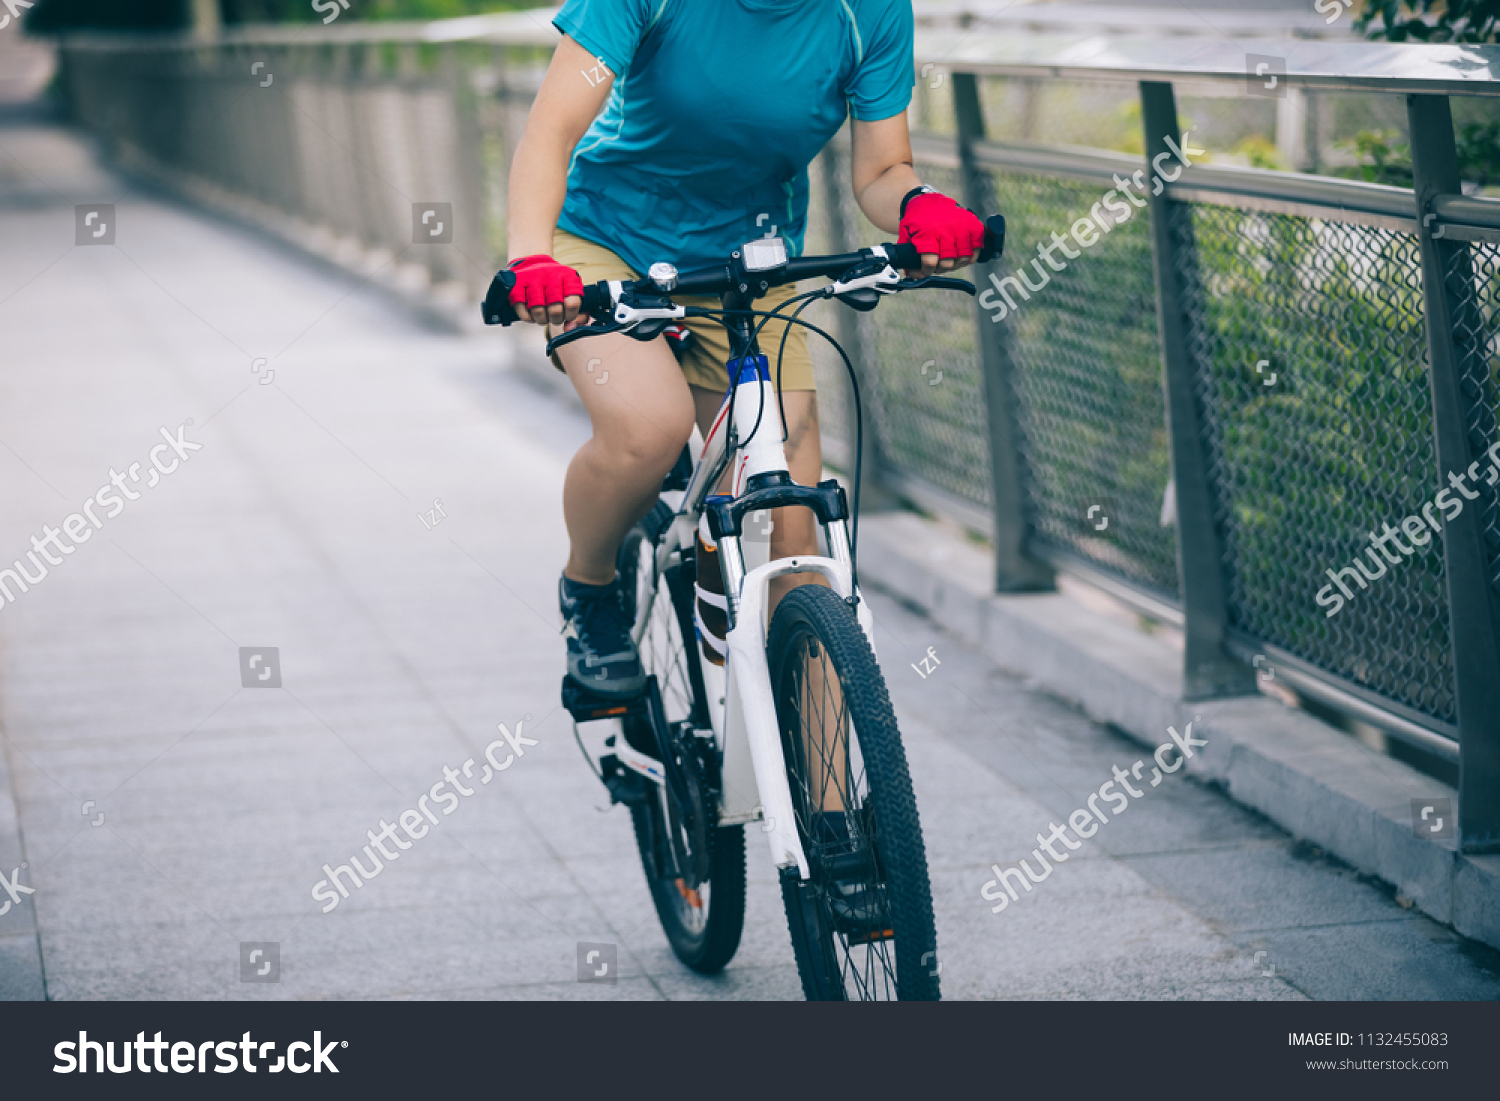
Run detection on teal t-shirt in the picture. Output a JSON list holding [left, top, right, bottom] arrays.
[[553, 0, 914, 274]]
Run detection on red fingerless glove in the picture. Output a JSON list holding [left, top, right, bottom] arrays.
[[507, 254, 584, 313], [897, 190, 986, 263]]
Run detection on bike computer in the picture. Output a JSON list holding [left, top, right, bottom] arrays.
[[741, 236, 788, 272]]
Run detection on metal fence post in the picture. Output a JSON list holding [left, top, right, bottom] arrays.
[[1139, 80, 1256, 701], [1408, 93, 1500, 854], [951, 71, 1053, 593]]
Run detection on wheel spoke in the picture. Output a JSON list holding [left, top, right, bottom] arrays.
[[630, 534, 720, 940]]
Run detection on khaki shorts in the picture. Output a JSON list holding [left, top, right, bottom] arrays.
[[547, 228, 817, 393]]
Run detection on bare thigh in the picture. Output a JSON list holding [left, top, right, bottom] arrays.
[[561, 332, 696, 456], [555, 331, 696, 583]]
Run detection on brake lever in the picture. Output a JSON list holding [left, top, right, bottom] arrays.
[[897, 275, 975, 295], [545, 323, 616, 356]]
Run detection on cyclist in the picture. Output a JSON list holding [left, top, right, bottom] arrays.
[[505, 0, 986, 699]]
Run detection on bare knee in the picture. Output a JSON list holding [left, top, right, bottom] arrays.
[[595, 410, 694, 479]]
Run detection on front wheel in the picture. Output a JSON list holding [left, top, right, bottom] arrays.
[[767, 585, 940, 1000]]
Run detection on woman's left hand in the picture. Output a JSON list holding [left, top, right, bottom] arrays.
[[898, 190, 987, 276]]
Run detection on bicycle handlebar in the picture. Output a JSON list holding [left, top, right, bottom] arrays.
[[483, 214, 1005, 327]]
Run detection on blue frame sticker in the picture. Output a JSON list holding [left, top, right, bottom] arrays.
[[728, 355, 771, 387]]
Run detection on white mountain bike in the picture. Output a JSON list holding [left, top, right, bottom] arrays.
[[484, 216, 1004, 1000]]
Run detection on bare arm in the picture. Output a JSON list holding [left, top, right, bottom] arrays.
[[507, 34, 615, 325], [850, 113, 973, 275]]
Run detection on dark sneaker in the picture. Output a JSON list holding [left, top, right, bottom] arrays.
[[559, 573, 647, 699]]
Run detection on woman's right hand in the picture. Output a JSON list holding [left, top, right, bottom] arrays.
[[507, 254, 585, 328]]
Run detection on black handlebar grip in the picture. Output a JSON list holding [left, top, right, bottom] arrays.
[[483, 270, 611, 327], [482, 269, 520, 326], [885, 213, 1005, 273], [888, 242, 920, 271], [977, 214, 1006, 263], [579, 282, 609, 319]]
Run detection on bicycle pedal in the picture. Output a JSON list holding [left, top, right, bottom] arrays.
[[561, 674, 648, 722], [599, 753, 651, 806]]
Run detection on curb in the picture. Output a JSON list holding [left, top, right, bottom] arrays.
[[856, 510, 1500, 952]]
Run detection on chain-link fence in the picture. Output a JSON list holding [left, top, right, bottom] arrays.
[[806, 147, 1176, 592], [1177, 205, 1455, 725], [989, 167, 1176, 599], [804, 79, 1499, 763], [1448, 238, 1500, 598]]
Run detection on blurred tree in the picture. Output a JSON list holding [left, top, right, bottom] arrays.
[[1230, 135, 1289, 172], [26, 0, 191, 31], [26, 0, 535, 30], [1332, 129, 1413, 187], [1342, 1, 1500, 188], [1356, 0, 1500, 42]]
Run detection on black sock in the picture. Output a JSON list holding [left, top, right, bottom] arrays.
[[562, 572, 618, 599]]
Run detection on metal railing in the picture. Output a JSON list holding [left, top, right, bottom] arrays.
[[53, 12, 559, 305], [49, 20, 1500, 852]]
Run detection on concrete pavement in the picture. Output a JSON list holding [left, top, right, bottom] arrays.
[[1, 117, 1498, 1000]]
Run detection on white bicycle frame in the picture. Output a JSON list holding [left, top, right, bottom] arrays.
[[631, 356, 876, 881]]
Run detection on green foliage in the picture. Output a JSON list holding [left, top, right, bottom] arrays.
[[1334, 119, 1500, 189], [1356, 0, 1500, 42], [219, 0, 537, 23], [1110, 100, 1145, 157], [1349, 2, 1500, 190], [1231, 135, 1289, 172], [1106, 100, 1207, 161], [1455, 118, 1500, 187], [1332, 128, 1413, 187]]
